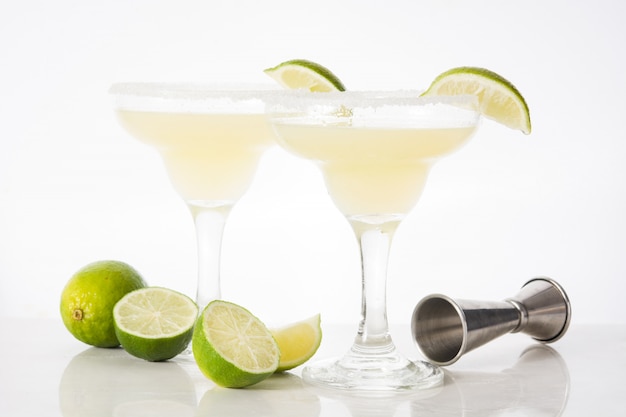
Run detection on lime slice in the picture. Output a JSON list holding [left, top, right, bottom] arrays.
[[60, 260, 147, 348], [192, 300, 280, 388], [271, 314, 322, 372], [264, 59, 346, 92], [113, 287, 198, 362], [422, 66, 531, 134]]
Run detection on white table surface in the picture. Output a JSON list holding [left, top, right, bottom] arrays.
[[1, 318, 624, 417]]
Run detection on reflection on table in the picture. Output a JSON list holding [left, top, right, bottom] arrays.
[[410, 345, 569, 417], [59, 348, 197, 417], [58, 343, 568, 417], [196, 373, 321, 417]]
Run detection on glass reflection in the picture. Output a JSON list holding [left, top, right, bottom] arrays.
[[306, 383, 442, 417]]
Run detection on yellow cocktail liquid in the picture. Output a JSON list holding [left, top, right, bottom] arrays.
[[116, 111, 274, 204], [273, 123, 476, 219]]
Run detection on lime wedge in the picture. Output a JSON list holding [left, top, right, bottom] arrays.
[[264, 59, 346, 92], [113, 287, 198, 362], [192, 300, 280, 388], [271, 314, 322, 371], [422, 66, 531, 134]]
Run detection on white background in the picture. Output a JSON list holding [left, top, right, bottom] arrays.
[[1, 0, 624, 326]]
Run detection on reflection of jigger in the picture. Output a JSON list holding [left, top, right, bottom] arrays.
[[411, 277, 571, 365], [411, 345, 570, 417]]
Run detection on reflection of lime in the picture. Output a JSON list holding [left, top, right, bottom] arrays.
[[422, 66, 531, 134], [264, 59, 346, 92], [60, 260, 147, 347], [113, 287, 198, 362], [59, 347, 196, 417], [192, 300, 280, 388], [271, 314, 322, 371], [197, 373, 321, 417]]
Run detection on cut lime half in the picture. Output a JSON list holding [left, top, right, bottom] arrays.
[[113, 287, 198, 362], [264, 59, 346, 92], [192, 300, 280, 388], [422, 66, 531, 134]]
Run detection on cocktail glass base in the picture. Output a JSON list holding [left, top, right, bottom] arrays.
[[302, 346, 443, 392]]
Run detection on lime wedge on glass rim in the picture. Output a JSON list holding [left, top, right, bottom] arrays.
[[422, 66, 531, 134], [192, 300, 280, 388], [113, 287, 198, 362], [264, 59, 346, 92], [271, 314, 322, 372]]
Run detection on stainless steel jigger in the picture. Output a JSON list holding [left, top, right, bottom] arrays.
[[411, 277, 571, 366]]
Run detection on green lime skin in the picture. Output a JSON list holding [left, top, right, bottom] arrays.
[[192, 301, 279, 388], [264, 58, 347, 92], [283, 59, 346, 91], [115, 324, 194, 362], [113, 287, 198, 362], [60, 260, 147, 347]]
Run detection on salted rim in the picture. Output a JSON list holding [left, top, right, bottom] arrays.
[[109, 82, 283, 113], [110, 82, 280, 97], [264, 89, 479, 108], [109, 84, 480, 119], [267, 90, 480, 128]]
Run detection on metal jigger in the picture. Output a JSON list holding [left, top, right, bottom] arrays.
[[411, 277, 571, 366]]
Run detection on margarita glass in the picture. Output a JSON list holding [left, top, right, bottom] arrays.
[[268, 91, 480, 391], [109, 83, 276, 308]]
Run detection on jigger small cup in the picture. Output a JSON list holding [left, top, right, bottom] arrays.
[[411, 277, 571, 366]]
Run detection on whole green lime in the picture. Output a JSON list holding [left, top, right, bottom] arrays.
[[60, 260, 147, 347]]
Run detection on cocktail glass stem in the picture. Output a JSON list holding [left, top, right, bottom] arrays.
[[302, 218, 443, 391], [189, 204, 232, 309], [353, 221, 397, 352]]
